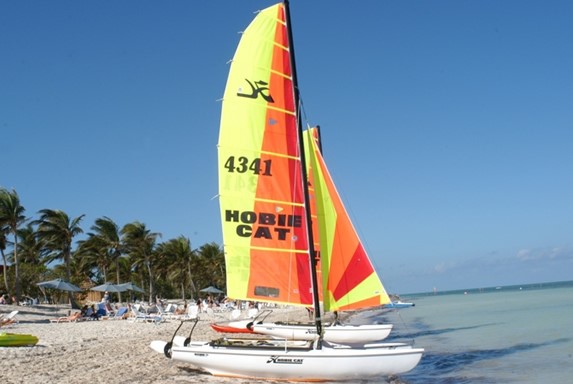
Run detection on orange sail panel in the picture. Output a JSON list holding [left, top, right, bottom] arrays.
[[305, 128, 391, 311], [218, 4, 313, 306]]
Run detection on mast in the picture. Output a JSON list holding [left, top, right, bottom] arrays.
[[283, 0, 323, 340]]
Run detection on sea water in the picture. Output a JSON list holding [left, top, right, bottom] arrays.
[[370, 281, 573, 383]]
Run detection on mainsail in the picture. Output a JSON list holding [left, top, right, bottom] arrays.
[[218, 4, 313, 306], [304, 127, 391, 311]]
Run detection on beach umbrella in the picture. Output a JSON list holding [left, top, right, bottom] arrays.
[[90, 283, 127, 293], [37, 278, 81, 292], [118, 282, 145, 293], [200, 286, 224, 294]]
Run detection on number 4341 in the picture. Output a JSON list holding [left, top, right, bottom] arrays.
[[224, 156, 272, 176]]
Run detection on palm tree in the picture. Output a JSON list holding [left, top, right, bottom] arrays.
[[16, 223, 45, 265], [122, 222, 160, 304], [78, 217, 125, 301], [157, 236, 196, 300], [196, 242, 226, 293], [35, 209, 85, 302], [0, 188, 27, 303], [0, 226, 9, 292], [15, 223, 48, 299]]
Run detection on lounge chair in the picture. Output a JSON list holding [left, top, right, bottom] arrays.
[[184, 304, 199, 320], [104, 302, 116, 317], [0, 310, 19, 327], [50, 311, 82, 323], [107, 307, 129, 320], [130, 306, 162, 324]]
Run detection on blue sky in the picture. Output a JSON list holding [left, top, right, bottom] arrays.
[[2, 1, 572, 294]]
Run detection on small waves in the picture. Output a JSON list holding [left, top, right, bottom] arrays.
[[401, 338, 571, 384]]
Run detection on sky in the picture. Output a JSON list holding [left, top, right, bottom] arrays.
[[2, 1, 572, 294]]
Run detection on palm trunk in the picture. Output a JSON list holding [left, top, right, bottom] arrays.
[[187, 260, 196, 299], [65, 249, 73, 306], [147, 259, 153, 304], [115, 258, 122, 303], [13, 232, 20, 305], [1, 249, 8, 292]]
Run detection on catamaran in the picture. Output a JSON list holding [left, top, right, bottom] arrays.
[[150, 1, 423, 381]]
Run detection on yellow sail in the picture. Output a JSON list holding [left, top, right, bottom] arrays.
[[304, 128, 391, 311], [218, 4, 313, 306]]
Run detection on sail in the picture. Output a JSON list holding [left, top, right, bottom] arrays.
[[304, 128, 391, 311], [218, 4, 313, 306]]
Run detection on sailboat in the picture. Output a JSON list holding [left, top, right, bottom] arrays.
[[150, 2, 423, 381]]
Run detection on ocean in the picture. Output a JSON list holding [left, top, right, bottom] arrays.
[[367, 280, 573, 383]]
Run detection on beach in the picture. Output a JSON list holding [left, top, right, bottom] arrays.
[[0, 304, 310, 384]]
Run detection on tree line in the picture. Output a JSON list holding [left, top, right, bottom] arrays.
[[0, 187, 226, 305]]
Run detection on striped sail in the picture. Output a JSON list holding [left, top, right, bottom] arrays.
[[218, 4, 313, 306], [304, 128, 391, 311]]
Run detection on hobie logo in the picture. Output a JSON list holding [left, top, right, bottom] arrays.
[[267, 356, 303, 364], [225, 210, 302, 241], [237, 79, 274, 102]]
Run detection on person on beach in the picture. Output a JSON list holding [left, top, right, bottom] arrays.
[[90, 304, 101, 320], [81, 305, 89, 317], [175, 302, 188, 315], [103, 291, 109, 303]]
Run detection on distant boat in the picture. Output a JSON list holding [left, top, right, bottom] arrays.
[[383, 300, 415, 309]]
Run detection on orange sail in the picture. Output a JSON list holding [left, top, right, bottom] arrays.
[[304, 128, 391, 311], [218, 4, 313, 306]]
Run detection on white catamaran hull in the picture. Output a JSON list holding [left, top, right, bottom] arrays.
[[150, 339, 423, 381], [251, 322, 393, 343]]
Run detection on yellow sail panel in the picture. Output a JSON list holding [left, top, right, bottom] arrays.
[[303, 127, 324, 301], [219, 4, 313, 306], [305, 129, 391, 311]]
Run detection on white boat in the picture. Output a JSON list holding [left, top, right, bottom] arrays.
[[150, 1, 423, 380], [213, 310, 394, 343], [251, 322, 393, 343], [151, 339, 422, 381]]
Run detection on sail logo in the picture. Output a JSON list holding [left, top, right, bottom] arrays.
[[225, 210, 301, 240], [237, 79, 274, 103], [267, 356, 303, 365]]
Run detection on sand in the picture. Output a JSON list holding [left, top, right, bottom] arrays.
[[0, 303, 310, 384]]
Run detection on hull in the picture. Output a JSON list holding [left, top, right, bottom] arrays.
[[150, 338, 423, 381], [251, 323, 393, 343], [211, 320, 255, 334], [0, 333, 39, 347]]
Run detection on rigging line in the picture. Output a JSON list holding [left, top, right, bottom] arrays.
[[298, 95, 313, 131], [393, 307, 417, 345]]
